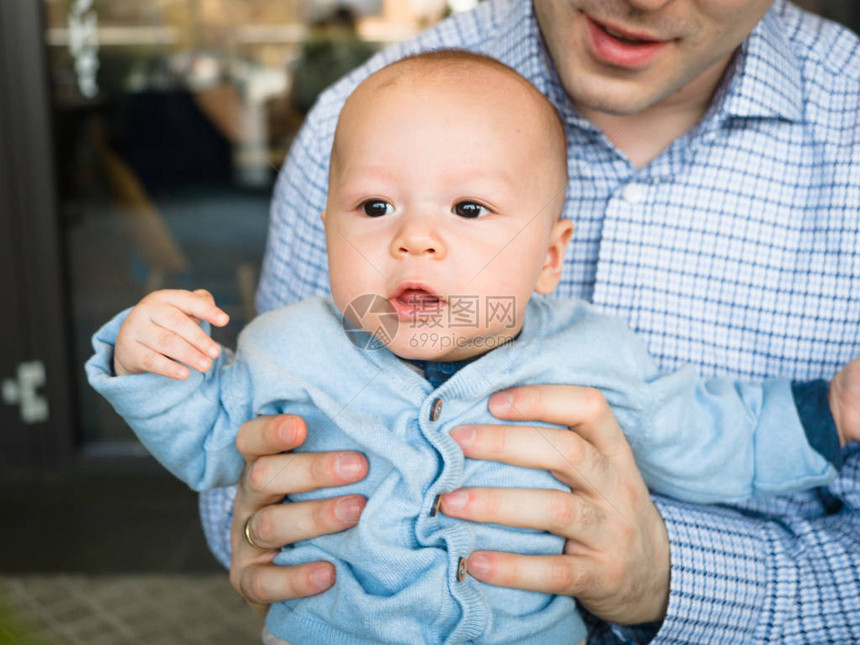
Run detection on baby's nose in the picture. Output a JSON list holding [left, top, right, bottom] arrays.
[[397, 239, 437, 255], [391, 218, 443, 257]]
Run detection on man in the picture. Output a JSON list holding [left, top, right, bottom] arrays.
[[201, 0, 860, 641]]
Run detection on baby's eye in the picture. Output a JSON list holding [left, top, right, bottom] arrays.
[[453, 201, 490, 219], [361, 200, 394, 217]]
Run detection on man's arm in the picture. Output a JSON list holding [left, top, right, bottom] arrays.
[[649, 461, 860, 644]]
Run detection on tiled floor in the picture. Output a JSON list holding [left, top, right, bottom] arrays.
[[0, 575, 263, 644], [0, 473, 263, 643]]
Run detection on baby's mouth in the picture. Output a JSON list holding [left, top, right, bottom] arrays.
[[389, 286, 446, 318], [399, 289, 442, 307]]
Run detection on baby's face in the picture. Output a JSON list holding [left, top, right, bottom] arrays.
[[323, 66, 570, 361]]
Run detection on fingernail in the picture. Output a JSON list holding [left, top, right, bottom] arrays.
[[334, 496, 363, 523], [469, 554, 489, 578], [450, 426, 474, 448], [335, 453, 363, 480], [198, 359, 211, 371], [489, 393, 511, 415], [208, 344, 220, 358], [310, 567, 334, 590], [277, 421, 298, 445], [217, 312, 229, 325], [442, 489, 468, 512]]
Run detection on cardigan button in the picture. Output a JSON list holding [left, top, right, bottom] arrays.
[[457, 557, 468, 582], [429, 397, 443, 421]]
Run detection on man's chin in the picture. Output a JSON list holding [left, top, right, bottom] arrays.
[[567, 76, 671, 116]]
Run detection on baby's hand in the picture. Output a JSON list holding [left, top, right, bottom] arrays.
[[114, 289, 229, 380], [830, 357, 860, 446]]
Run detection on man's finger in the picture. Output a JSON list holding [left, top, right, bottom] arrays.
[[488, 384, 627, 457], [465, 551, 592, 597], [236, 415, 308, 460], [449, 424, 607, 493], [238, 450, 369, 506], [246, 495, 366, 549], [439, 487, 605, 548], [234, 561, 335, 609]]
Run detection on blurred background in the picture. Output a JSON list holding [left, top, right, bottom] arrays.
[[0, 1, 857, 643]]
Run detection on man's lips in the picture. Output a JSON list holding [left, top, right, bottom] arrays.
[[585, 16, 671, 69]]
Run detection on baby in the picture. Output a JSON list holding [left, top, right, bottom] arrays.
[[87, 51, 858, 645]]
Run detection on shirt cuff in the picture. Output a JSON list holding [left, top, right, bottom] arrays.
[[791, 379, 842, 469], [648, 496, 769, 643]]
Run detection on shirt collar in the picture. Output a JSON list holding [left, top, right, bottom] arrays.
[[709, 0, 804, 123]]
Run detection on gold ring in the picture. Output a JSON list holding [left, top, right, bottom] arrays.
[[243, 515, 268, 551]]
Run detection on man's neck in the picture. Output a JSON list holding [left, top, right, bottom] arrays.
[[578, 53, 735, 170]]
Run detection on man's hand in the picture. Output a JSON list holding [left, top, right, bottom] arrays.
[[830, 357, 860, 447], [230, 414, 368, 615], [439, 385, 671, 626], [114, 289, 229, 379]]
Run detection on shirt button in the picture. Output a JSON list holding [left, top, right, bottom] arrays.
[[457, 557, 468, 581], [620, 182, 646, 204], [429, 397, 443, 421]]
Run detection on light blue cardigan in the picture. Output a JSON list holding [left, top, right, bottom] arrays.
[[87, 296, 836, 645]]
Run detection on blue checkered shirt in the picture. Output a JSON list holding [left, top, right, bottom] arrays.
[[200, 0, 860, 641]]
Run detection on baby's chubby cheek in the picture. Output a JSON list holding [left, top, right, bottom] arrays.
[[327, 242, 387, 299], [328, 255, 367, 302]]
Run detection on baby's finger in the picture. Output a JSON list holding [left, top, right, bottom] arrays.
[[128, 343, 191, 380], [193, 288, 216, 303], [138, 324, 214, 374], [150, 305, 221, 361], [162, 289, 230, 328]]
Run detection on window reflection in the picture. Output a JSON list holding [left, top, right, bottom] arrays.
[[42, 0, 452, 446]]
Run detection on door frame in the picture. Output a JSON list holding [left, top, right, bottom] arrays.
[[0, 1, 76, 471]]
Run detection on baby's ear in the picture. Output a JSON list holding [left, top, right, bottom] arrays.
[[534, 218, 573, 295]]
